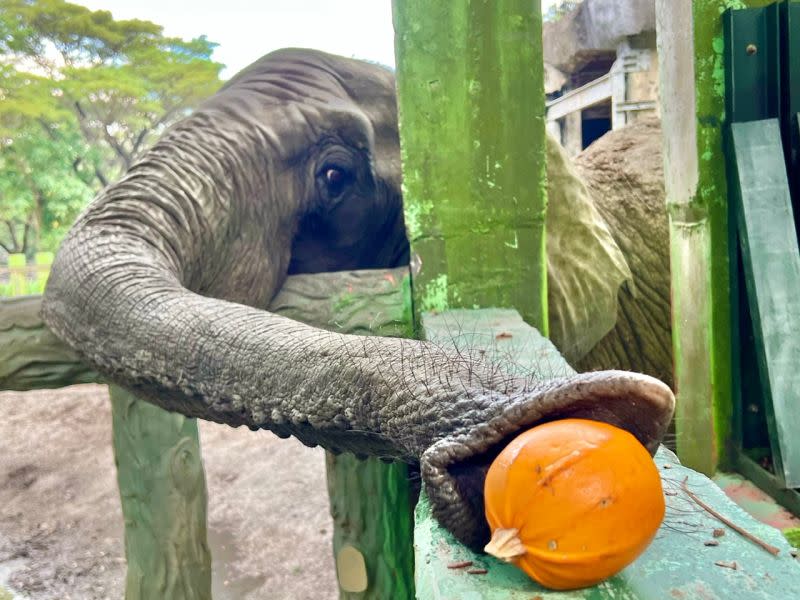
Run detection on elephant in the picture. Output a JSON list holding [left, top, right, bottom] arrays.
[[42, 48, 674, 550], [567, 117, 672, 389]]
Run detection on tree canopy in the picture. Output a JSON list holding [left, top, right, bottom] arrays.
[[1, 0, 224, 256]]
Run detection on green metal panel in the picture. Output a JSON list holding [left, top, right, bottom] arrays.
[[722, 5, 781, 124], [729, 119, 800, 487], [781, 4, 800, 119], [724, 1, 800, 227], [415, 308, 800, 599]]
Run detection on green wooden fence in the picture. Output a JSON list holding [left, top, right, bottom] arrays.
[[0, 253, 53, 297]]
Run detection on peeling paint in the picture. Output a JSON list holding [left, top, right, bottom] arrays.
[[420, 273, 448, 313], [394, 1, 547, 331]]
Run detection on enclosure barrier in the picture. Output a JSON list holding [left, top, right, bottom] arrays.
[[3, 290, 799, 598]]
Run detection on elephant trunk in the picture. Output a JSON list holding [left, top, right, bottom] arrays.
[[43, 214, 675, 548], [42, 76, 675, 549]]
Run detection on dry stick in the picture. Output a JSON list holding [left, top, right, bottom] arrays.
[[681, 477, 781, 556]]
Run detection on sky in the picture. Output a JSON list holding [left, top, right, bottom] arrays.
[[79, 0, 561, 79]]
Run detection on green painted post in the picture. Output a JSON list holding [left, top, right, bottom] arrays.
[[655, 0, 773, 475], [110, 386, 212, 600], [34, 252, 53, 294], [8, 254, 27, 297], [326, 455, 414, 599], [392, 0, 548, 332]]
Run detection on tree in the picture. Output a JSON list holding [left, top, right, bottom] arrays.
[[0, 0, 224, 254], [0, 123, 94, 254]]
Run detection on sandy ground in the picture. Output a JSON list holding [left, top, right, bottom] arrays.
[[0, 384, 338, 600]]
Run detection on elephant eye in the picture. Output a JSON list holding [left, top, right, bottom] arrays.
[[321, 166, 354, 201]]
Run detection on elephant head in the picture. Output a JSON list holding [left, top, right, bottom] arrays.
[[42, 49, 674, 550]]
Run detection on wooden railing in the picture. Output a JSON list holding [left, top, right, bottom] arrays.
[[0, 268, 415, 599], [0, 252, 53, 297]]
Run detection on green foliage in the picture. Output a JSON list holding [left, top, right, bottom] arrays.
[[0, 0, 224, 256], [783, 527, 800, 549], [0, 124, 94, 255]]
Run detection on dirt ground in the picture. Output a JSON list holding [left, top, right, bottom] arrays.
[[0, 384, 338, 600]]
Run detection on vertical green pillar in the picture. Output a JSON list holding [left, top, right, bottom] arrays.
[[392, 0, 548, 331], [110, 386, 212, 600], [655, 0, 773, 474]]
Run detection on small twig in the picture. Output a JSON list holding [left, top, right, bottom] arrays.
[[681, 477, 780, 556], [466, 568, 488, 575], [446, 560, 473, 569], [715, 560, 738, 570]]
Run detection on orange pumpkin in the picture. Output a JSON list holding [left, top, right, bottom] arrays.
[[483, 418, 665, 590]]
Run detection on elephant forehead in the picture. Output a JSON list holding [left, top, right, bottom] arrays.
[[217, 48, 395, 112], [203, 48, 401, 183]]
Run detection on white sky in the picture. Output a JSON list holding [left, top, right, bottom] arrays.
[[79, 0, 561, 79]]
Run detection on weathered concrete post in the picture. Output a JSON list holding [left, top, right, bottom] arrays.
[[655, 0, 773, 474], [393, 0, 548, 332]]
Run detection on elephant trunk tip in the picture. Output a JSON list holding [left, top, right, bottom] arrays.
[[419, 371, 675, 550]]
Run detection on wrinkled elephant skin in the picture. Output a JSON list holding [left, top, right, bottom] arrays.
[[42, 49, 674, 549]]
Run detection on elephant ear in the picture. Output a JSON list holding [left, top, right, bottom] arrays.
[[546, 134, 632, 364]]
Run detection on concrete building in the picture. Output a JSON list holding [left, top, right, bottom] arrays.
[[543, 0, 659, 155]]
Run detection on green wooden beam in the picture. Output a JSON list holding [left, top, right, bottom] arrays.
[[392, 0, 548, 332], [0, 295, 100, 390], [728, 119, 800, 487]]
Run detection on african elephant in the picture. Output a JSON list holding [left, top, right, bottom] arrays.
[[42, 49, 674, 550], [548, 117, 672, 388]]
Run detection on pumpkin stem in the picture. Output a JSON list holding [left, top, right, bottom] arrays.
[[484, 528, 526, 562]]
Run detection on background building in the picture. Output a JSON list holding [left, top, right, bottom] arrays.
[[544, 0, 659, 155]]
